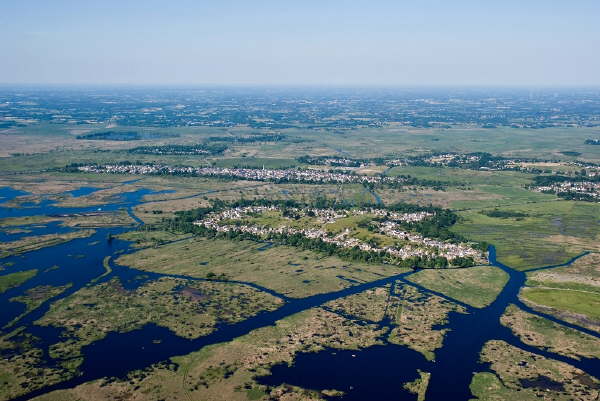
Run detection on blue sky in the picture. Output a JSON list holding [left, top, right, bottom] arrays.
[[1, 0, 599, 85]]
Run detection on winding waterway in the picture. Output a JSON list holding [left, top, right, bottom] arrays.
[[0, 185, 598, 401]]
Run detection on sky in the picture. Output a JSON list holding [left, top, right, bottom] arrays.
[[1, 0, 599, 86]]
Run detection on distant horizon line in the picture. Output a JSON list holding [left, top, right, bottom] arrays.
[[1, 83, 600, 90]]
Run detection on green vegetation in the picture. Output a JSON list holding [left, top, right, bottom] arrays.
[[451, 184, 556, 210], [559, 151, 582, 157], [325, 282, 467, 360], [526, 279, 600, 295], [3, 119, 600, 400], [521, 253, 600, 332], [453, 201, 600, 269], [3, 125, 600, 172], [36, 277, 282, 361], [208, 133, 287, 143], [403, 370, 430, 401], [532, 174, 600, 186], [386, 284, 465, 360], [520, 287, 600, 321], [387, 166, 532, 187], [0, 230, 96, 258], [0, 270, 37, 293], [0, 329, 76, 401], [470, 372, 539, 401], [212, 157, 298, 169], [59, 211, 135, 228], [481, 209, 529, 219], [501, 304, 600, 360], [130, 181, 371, 224], [408, 266, 509, 308], [475, 340, 599, 401], [525, 252, 600, 290], [7, 284, 72, 328], [29, 307, 385, 401], [89, 256, 112, 284], [116, 229, 191, 248], [76, 131, 178, 141], [245, 386, 267, 400], [117, 237, 405, 298], [0, 215, 58, 227], [128, 143, 227, 156]]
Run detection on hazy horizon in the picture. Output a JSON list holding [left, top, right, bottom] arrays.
[[2, 0, 599, 86], [2, 83, 600, 89]]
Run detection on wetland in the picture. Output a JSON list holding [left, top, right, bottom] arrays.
[[0, 180, 598, 401]]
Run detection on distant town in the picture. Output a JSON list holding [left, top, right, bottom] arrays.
[[75, 163, 414, 186], [3, 87, 600, 130]]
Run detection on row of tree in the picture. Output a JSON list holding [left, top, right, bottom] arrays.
[[128, 143, 227, 156]]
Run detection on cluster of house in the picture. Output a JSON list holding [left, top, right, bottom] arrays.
[[534, 181, 600, 199], [350, 207, 433, 222], [131, 148, 212, 155], [302, 157, 367, 167], [385, 159, 406, 167], [205, 205, 433, 225], [426, 153, 480, 165], [369, 153, 509, 170], [567, 162, 599, 177], [193, 205, 482, 264], [77, 164, 408, 185], [377, 221, 482, 260], [423, 153, 512, 170]]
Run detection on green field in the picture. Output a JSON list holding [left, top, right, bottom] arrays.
[[116, 237, 406, 298], [387, 166, 533, 186], [407, 266, 508, 308], [291, 126, 600, 161], [520, 287, 600, 321], [3, 125, 600, 172], [501, 304, 600, 360], [212, 157, 298, 169], [453, 201, 600, 269]]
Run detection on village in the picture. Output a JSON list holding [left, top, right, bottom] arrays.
[[534, 180, 600, 200], [192, 205, 484, 268], [76, 163, 410, 185]]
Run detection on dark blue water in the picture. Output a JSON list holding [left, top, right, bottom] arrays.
[[1, 185, 598, 401], [259, 346, 430, 401], [0, 228, 133, 328], [68, 186, 101, 198], [0, 188, 163, 219], [256, 241, 274, 251], [0, 221, 77, 242], [0, 187, 29, 203], [366, 187, 383, 205], [0, 187, 168, 330]]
